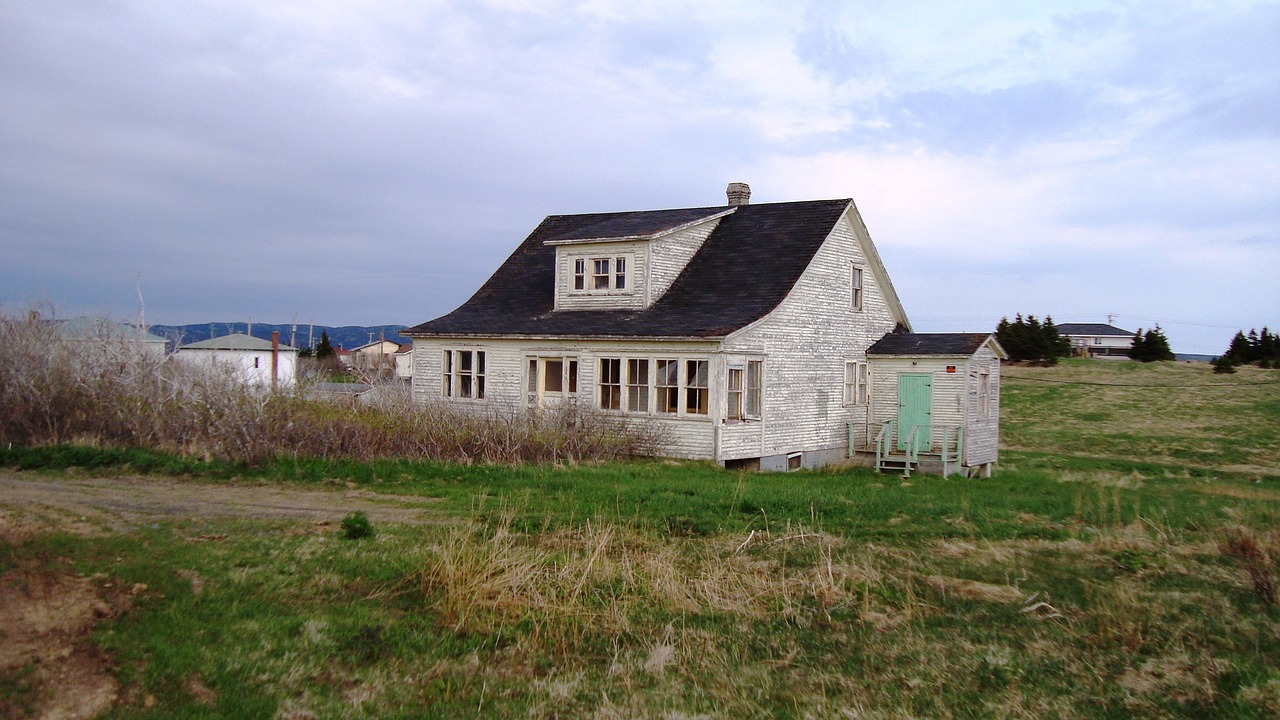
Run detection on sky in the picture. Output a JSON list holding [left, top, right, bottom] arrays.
[[2, 0, 1277, 355]]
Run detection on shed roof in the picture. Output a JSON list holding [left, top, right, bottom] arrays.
[[1055, 323, 1133, 337], [179, 333, 297, 351], [407, 199, 907, 339], [867, 332, 1005, 358]]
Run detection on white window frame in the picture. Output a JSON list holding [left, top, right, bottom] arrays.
[[728, 360, 764, 421], [568, 252, 634, 295], [625, 358, 649, 413], [844, 360, 868, 406], [599, 357, 622, 410], [746, 360, 763, 419], [442, 349, 486, 400], [656, 358, 679, 414], [727, 367, 744, 420], [525, 356, 579, 407], [851, 265, 864, 311], [685, 359, 709, 415]]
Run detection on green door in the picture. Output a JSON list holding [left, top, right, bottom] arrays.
[[897, 374, 933, 451]]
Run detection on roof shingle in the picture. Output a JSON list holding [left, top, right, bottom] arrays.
[[407, 199, 851, 339]]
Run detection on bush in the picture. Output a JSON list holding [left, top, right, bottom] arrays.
[[0, 308, 668, 465], [341, 511, 375, 540]]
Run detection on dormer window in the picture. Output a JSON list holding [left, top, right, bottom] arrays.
[[570, 253, 632, 294]]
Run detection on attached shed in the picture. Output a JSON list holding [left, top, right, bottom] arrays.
[[863, 333, 1007, 477]]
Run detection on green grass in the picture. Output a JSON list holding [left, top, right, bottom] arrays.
[[3, 359, 1280, 718]]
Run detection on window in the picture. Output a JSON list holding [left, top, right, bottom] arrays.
[[570, 254, 633, 294], [526, 357, 579, 407], [253, 357, 260, 369], [727, 368, 743, 420], [543, 359, 564, 392], [844, 361, 868, 406], [626, 358, 649, 412], [599, 358, 622, 410], [686, 359, 708, 415], [443, 349, 486, 399], [746, 360, 762, 417], [851, 266, 864, 311], [656, 359, 679, 413], [593, 259, 611, 290], [979, 369, 991, 417]]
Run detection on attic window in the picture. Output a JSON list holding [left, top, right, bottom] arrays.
[[851, 265, 864, 311], [570, 253, 633, 295]]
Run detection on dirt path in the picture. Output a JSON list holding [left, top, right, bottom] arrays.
[[0, 471, 443, 540]]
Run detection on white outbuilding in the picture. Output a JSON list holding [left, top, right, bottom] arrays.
[[176, 333, 297, 388]]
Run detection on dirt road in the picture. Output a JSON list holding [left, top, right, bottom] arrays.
[[0, 471, 441, 540]]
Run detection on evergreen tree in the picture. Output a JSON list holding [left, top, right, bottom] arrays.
[[315, 330, 335, 360], [1130, 326, 1174, 362], [995, 314, 1071, 363]]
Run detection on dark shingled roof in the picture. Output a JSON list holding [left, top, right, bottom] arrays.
[[867, 332, 995, 356], [407, 199, 851, 339], [1055, 323, 1133, 337]]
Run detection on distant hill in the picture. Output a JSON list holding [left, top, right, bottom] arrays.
[[148, 323, 412, 351]]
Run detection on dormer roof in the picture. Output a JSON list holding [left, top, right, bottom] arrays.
[[542, 207, 735, 245], [407, 198, 906, 340]]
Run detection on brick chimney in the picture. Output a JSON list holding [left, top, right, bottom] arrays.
[[726, 182, 751, 206]]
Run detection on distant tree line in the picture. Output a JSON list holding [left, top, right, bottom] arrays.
[[1213, 328, 1280, 373], [995, 315, 1071, 364], [1128, 326, 1175, 362]]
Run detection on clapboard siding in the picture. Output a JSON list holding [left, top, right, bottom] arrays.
[[722, 210, 899, 457], [964, 347, 1001, 465], [647, 218, 721, 304], [412, 337, 719, 458]]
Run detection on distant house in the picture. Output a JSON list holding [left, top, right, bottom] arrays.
[[393, 343, 413, 380], [55, 316, 168, 358], [176, 333, 297, 387], [347, 339, 403, 378], [1056, 323, 1134, 359], [405, 183, 1005, 476]]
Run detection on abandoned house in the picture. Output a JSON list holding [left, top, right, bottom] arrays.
[[405, 183, 1005, 475]]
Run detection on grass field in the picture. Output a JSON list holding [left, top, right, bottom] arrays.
[[2, 359, 1279, 718]]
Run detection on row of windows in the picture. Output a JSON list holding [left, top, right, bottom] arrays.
[[441, 351, 898, 416]]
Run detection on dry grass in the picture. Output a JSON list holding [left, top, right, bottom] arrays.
[[0, 310, 665, 464]]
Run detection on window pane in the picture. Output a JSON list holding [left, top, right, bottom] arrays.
[[593, 259, 610, 290], [627, 358, 649, 412], [656, 359, 678, 413], [615, 256, 626, 289], [686, 359, 708, 415], [544, 359, 564, 392], [527, 359, 537, 393], [568, 360, 578, 393], [746, 361, 762, 417], [599, 358, 621, 410], [728, 368, 743, 419], [460, 351, 473, 371]]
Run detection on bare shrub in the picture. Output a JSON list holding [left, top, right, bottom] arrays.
[[1220, 527, 1278, 606], [0, 309, 667, 465]]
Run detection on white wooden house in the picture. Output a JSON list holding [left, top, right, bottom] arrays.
[[1056, 323, 1134, 358], [176, 333, 297, 388], [406, 184, 1004, 475]]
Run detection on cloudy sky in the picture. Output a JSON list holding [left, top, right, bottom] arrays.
[[3, 0, 1277, 354]]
